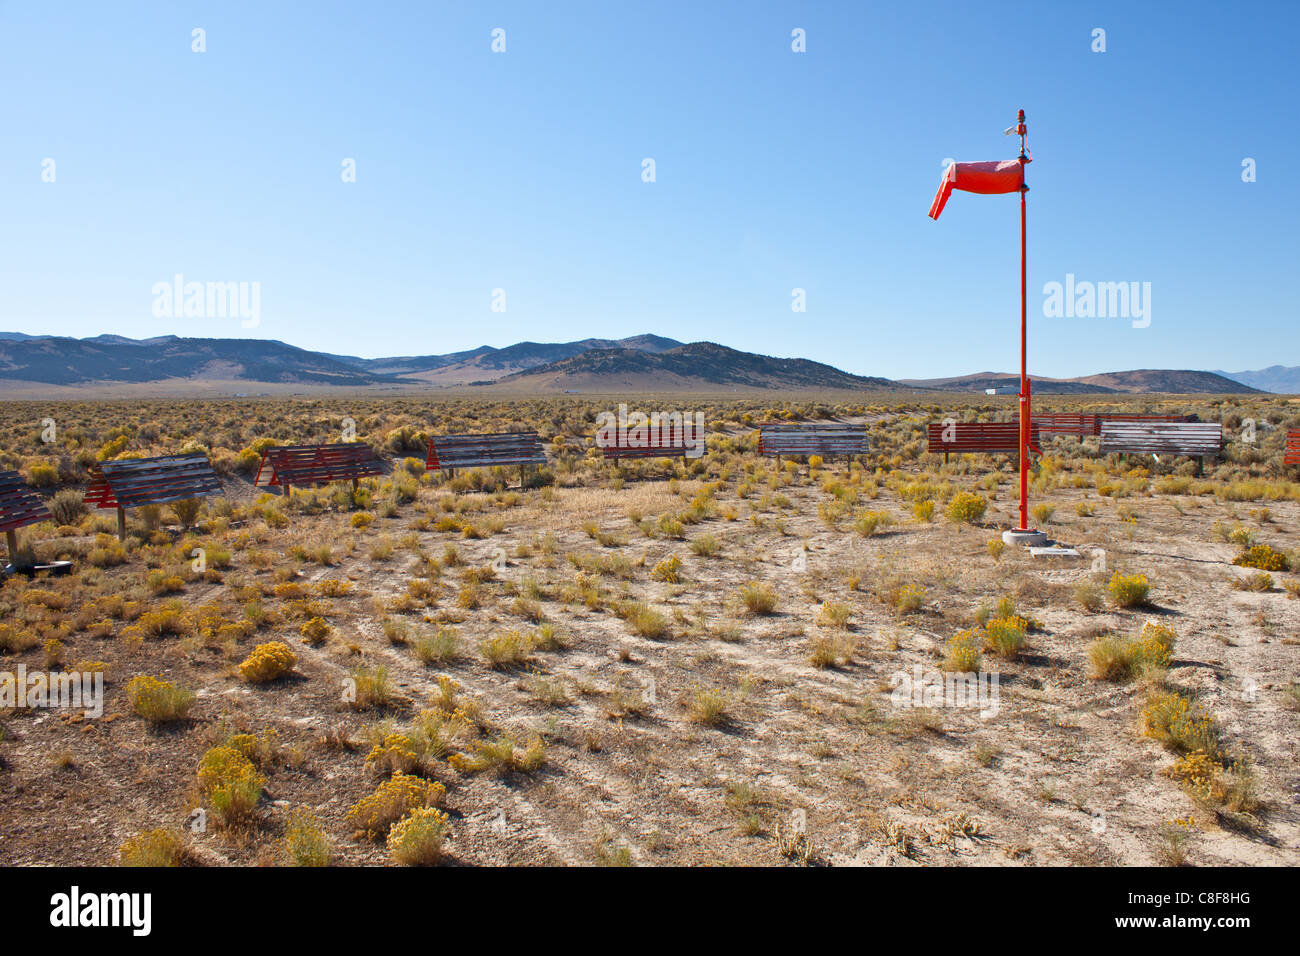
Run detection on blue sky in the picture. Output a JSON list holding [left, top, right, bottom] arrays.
[[1, 0, 1296, 379]]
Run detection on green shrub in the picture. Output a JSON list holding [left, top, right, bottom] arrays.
[[738, 581, 778, 615], [119, 829, 188, 867], [284, 809, 333, 866], [49, 489, 87, 526], [480, 630, 534, 668]]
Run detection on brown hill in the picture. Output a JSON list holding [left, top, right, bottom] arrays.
[[501, 342, 900, 391]]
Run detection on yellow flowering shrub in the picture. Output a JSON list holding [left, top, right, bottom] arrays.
[[982, 615, 1027, 659], [1136, 621, 1176, 667], [945, 492, 987, 524], [942, 631, 982, 673], [365, 733, 424, 775], [1232, 544, 1287, 572], [125, 675, 195, 724], [238, 641, 297, 683], [387, 806, 451, 865], [1142, 692, 1220, 756], [299, 616, 330, 645], [284, 808, 332, 866], [651, 554, 682, 583], [197, 746, 266, 826], [1164, 750, 1220, 804], [346, 772, 445, 837], [1107, 571, 1150, 608], [224, 728, 278, 768], [1088, 623, 1176, 681], [889, 583, 926, 614]]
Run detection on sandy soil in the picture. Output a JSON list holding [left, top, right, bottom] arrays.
[[2, 450, 1297, 867]]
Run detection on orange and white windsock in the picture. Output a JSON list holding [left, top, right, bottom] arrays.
[[928, 157, 1030, 219]]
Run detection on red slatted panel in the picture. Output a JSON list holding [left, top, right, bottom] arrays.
[[757, 423, 868, 459], [1033, 413, 1194, 438], [927, 421, 1042, 455], [1286, 429, 1300, 467], [425, 432, 547, 471], [1099, 422, 1222, 457], [86, 454, 222, 510], [1033, 414, 1098, 437], [1098, 413, 1195, 425], [83, 470, 117, 508], [0, 470, 53, 534], [598, 432, 694, 459], [601, 446, 691, 459], [255, 443, 382, 488]]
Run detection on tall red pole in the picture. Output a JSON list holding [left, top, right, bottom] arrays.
[[1016, 109, 1030, 532]]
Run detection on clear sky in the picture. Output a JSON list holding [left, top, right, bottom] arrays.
[[1, 1, 1296, 379]]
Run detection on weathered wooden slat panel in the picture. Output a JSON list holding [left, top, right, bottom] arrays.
[[1033, 413, 1194, 438], [426, 432, 547, 471], [1033, 414, 1097, 437], [1099, 422, 1222, 457], [88, 454, 222, 510], [758, 423, 868, 458], [0, 470, 53, 534]]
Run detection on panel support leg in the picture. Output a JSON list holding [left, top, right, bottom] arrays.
[[116, 507, 127, 542], [5, 529, 17, 562]]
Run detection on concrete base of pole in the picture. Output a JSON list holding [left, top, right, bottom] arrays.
[[1002, 528, 1048, 547]]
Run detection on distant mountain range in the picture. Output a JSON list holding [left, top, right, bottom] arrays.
[[320, 334, 684, 385], [1216, 366, 1300, 394], [900, 369, 1263, 395], [0, 331, 1282, 395]]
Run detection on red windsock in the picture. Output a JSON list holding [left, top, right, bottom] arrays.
[[928, 157, 1029, 219]]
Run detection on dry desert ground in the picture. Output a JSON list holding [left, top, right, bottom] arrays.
[[1, 394, 1298, 867]]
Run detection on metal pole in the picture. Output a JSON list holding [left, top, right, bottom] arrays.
[[1017, 108, 1031, 532]]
